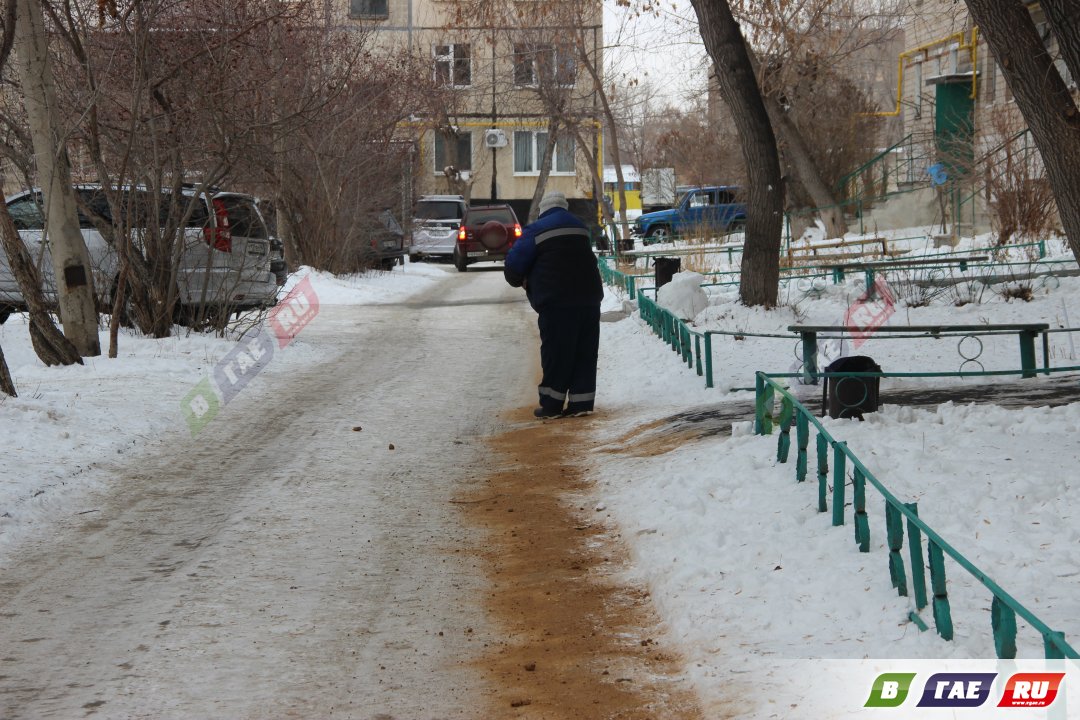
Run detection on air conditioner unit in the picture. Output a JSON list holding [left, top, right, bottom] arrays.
[[484, 129, 508, 148]]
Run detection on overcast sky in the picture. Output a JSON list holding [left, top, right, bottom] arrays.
[[603, 1, 710, 108]]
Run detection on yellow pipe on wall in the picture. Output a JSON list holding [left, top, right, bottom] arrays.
[[868, 28, 980, 117]]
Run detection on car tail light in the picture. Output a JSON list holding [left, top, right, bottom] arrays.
[[204, 198, 232, 252], [513, 224, 522, 238], [457, 226, 466, 242]]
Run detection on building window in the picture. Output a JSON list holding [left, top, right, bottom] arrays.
[[350, 0, 387, 17], [434, 132, 472, 174], [512, 44, 576, 88], [984, 54, 997, 104], [434, 44, 471, 87], [513, 44, 538, 86], [513, 131, 575, 175], [913, 60, 923, 120]]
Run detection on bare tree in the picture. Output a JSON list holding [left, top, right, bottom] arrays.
[[1041, 0, 1080, 85], [689, 0, 783, 307], [963, 0, 1080, 263], [0, 339, 14, 396], [14, 0, 100, 356], [0, 177, 82, 366]]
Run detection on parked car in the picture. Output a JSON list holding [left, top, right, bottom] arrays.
[[409, 194, 466, 262], [452, 204, 522, 272], [357, 208, 407, 270], [0, 185, 277, 323], [633, 185, 747, 244]]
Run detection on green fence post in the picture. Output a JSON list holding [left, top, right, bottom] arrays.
[[761, 382, 775, 435], [832, 442, 847, 526], [795, 412, 809, 483], [817, 434, 828, 512], [1020, 330, 1038, 378], [1044, 631, 1067, 659], [754, 374, 766, 435], [853, 467, 869, 551], [886, 502, 908, 597], [928, 539, 954, 641], [704, 334, 714, 388], [802, 332, 819, 386], [906, 503, 927, 611], [695, 334, 703, 377], [777, 397, 794, 463], [991, 596, 1017, 659]]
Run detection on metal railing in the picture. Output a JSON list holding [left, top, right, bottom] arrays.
[[754, 371, 1079, 659]]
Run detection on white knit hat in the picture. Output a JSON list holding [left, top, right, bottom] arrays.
[[537, 191, 568, 215]]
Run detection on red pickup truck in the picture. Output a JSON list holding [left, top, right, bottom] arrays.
[[453, 204, 522, 272]]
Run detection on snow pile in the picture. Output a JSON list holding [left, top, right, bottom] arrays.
[[655, 271, 708, 320], [284, 262, 446, 306]]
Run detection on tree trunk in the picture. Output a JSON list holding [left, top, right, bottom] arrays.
[[528, 118, 559, 223], [690, 0, 784, 306], [14, 0, 101, 357], [741, 53, 848, 240], [0, 181, 82, 367], [963, 0, 1080, 263], [578, 47, 632, 243], [0, 340, 15, 397], [1041, 0, 1080, 88]]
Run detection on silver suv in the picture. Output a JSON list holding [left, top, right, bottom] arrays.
[[0, 185, 277, 323], [408, 194, 466, 262]]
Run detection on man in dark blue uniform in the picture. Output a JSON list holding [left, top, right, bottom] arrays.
[[504, 191, 603, 419]]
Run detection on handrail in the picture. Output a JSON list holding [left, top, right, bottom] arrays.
[[755, 371, 1079, 659], [837, 133, 913, 195]]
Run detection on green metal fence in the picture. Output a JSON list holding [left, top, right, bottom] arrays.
[[754, 371, 1079, 660]]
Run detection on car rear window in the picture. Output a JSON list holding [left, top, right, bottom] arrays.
[[215, 196, 268, 238], [466, 207, 515, 225], [416, 201, 464, 221]]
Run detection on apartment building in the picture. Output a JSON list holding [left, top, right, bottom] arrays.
[[887, 0, 1074, 233], [336, 0, 603, 223]]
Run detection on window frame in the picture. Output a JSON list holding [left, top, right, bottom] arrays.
[[433, 131, 473, 175], [434, 43, 472, 88], [512, 130, 575, 176], [512, 43, 576, 89], [349, 0, 388, 19]]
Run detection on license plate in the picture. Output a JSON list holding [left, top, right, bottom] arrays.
[[467, 251, 487, 257], [247, 244, 266, 256]]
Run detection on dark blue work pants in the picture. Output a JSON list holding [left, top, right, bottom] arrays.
[[537, 305, 600, 414]]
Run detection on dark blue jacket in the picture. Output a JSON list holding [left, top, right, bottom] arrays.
[[504, 207, 603, 312]]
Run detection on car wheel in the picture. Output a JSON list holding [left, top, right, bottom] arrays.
[[453, 249, 468, 272], [0, 306, 10, 325], [409, 253, 421, 263], [646, 225, 670, 244]]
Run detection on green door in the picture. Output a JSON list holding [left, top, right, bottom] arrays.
[[935, 82, 975, 176]]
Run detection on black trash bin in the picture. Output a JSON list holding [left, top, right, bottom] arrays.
[[821, 355, 882, 419], [654, 256, 681, 289]]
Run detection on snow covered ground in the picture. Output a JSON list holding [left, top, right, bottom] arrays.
[[0, 263, 446, 556], [3, 233, 1079, 716], [592, 232, 1080, 716]]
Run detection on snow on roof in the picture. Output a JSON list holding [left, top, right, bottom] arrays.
[[603, 165, 640, 184]]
